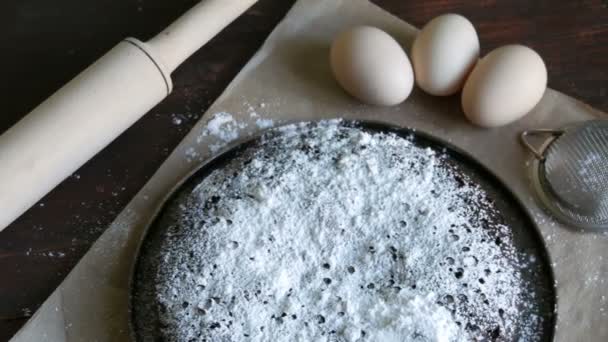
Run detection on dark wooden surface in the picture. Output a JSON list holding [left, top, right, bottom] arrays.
[[0, 0, 606, 340]]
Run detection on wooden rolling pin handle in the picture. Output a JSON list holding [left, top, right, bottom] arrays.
[[0, 0, 258, 231], [148, 0, 258, 72]]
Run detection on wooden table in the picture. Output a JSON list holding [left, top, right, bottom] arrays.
[[0, 0, 606, 340]]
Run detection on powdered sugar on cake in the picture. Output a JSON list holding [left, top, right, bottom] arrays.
[[151, 121, 544, 341]]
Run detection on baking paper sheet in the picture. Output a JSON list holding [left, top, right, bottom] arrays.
[[11, 0, 607, 340]]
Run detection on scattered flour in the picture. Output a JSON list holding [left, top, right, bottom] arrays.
[[172, 114, 184, 126], [255, 118, 274, 129], [199, 112, 243, 143], [193, 109, 275, 155], [197, 112, 245, 153], [185, 147, 200, 163], [41, 251, 66, 258], [138, 121, 549, 341]]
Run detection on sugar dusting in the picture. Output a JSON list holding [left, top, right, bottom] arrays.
[[193, 107, 274, 156], [255, 118, 274, 129], [197, 112, 245, 152], [141, 121, 548, 341]]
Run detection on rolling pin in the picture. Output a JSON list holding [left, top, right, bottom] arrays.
[[0, 0, 258, 231]]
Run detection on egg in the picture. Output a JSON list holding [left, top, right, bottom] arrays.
[[330, 26, 414, 106], [462, 45, 547, 127], [411, 14, 480, 96]]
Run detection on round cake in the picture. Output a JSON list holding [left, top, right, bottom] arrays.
[[132, 121, 555, 341]]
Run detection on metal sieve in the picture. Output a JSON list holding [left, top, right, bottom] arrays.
[[521, 120, 608, 230]]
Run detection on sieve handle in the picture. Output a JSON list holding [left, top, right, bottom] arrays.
[[520, 129, 564, 160]]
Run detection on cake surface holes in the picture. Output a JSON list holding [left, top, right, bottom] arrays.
[[136, 121, 548, 341]]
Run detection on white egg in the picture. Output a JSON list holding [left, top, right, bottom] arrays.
[[330, 26, 414, 106], [411, 14, 480, 96], [462, 45, 547, 127]]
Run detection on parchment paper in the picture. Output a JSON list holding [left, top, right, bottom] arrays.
[[11, 0, 607, 341]]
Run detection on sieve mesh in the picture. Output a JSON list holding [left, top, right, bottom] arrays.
[[539, 120, 608, 229]]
